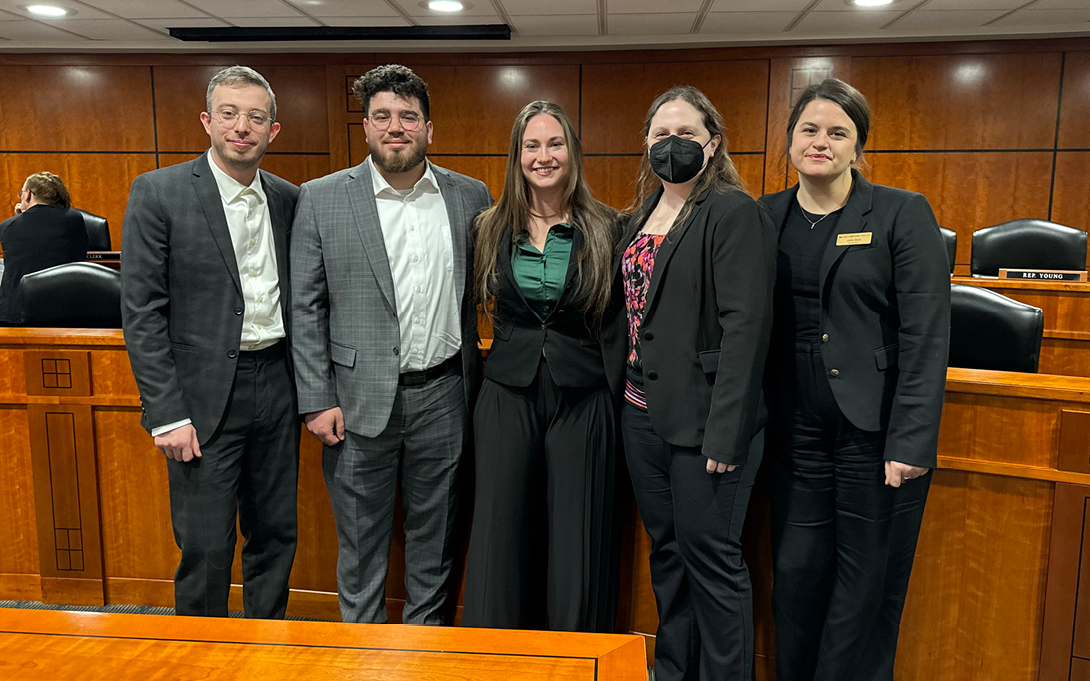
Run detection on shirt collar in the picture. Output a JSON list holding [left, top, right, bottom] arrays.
[[207, 151, 266, 205], [368, 155, 439, 198]]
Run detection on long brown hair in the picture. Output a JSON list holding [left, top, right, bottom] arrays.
[[474, 100, 620, 329], [628, 86, 746, 229]]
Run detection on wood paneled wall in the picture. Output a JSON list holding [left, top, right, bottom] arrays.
[[0, 38, 1087, 265]]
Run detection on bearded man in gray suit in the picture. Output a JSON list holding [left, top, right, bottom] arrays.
[[291, 64, 491, 625]]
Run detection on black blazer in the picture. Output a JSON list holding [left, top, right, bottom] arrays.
[[0, 205, 89, 325], [486, 223, 627, 393], [606, 187, 777, 466], [121, 152, 299, 443], [759, 170, 950, 468]]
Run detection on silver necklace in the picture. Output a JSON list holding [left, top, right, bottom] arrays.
[[800, 205, 831, 230]]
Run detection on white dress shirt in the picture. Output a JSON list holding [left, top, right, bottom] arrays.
[[152, 153, 285, 437], [369, 156, 460, 373]]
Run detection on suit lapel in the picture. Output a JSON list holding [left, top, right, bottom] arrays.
[[498, 227, 533, 313], [346, 160, 397, 313], [764, 184, 800, 236], [262, 172, 291, 328], [433, 161, 468, 306], [819, 170, 873, 295], [644, 189, 710, 312], [192, 152, 242, 297]]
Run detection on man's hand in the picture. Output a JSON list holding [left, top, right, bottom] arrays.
[[305, 407, 345, 446], [154, 424, 202, 462], [885, 460, 930, 488], [706, 457, 738, 474]]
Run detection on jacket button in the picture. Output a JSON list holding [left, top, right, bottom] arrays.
[[541, 323, 546, 330], [830, 369, 839, 377], [821, 333, 829, 342], [647, 370, 658, 380], [235, 307, 243, 316], [644, 331, 654, 341], [393, 347, 400, 356], [228, 350, 237, 359]]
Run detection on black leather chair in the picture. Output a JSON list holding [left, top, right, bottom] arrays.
[[19, 262, 121, 328], [970, 219, 1087, 277], [939, 226, 957, 274], [70, 208, 111, 251], [949, 284, 1043, 373]]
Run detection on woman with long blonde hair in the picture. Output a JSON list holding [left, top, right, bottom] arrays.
[[462, 100, 625, 631]]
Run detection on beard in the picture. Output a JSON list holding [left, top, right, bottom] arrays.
[[213, 137, 265, 171], [370, 136, 428, 175]]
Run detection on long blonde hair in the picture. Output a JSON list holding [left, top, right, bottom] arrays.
[[628, 86, 747, 229], [474, 100, 620, 330]]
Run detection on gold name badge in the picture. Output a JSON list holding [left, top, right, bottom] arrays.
[[836, 232, 873, 247]]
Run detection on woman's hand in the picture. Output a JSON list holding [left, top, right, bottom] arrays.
[[706, 458, 738, 474], [885, 460, 929, 487]]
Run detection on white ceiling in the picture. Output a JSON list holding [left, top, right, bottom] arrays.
[[0, 0, 1085, 51]]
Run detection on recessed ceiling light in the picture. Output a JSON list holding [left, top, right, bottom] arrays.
[[25, 4, 69, 16], [854, 0, 894, 5], [427, 0, 465, 11]]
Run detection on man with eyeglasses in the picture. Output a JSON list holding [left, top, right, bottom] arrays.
[[292, 64, 491, 625], [121, 65, 300, 619]]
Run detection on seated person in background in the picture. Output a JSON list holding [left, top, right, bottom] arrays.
[[0, 172, 88, 325]]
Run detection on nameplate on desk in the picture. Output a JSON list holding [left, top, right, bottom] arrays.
[[85, 251, 120, 261], [998, 268, 1087, 282]]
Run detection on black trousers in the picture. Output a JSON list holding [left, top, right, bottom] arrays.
[[622, 401, 763, 681], [463, 361, 619, 632], [166, 343, 299, 618], [768, 341, 930, 681]]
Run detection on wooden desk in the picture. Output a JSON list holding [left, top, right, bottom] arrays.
[[3, 330, 1090, 680], [0, 608, 646, 680], [952, 276, 1090, 377]]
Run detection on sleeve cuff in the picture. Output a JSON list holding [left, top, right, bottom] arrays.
[[151, 418, 192, 437]]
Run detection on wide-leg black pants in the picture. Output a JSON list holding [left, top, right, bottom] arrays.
[[166, 343, 299, 619], [463, 361, 619, 632], [623, 401, 763, 681], [769, 341, 930, 681]]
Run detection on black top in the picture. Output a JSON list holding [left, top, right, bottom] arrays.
[[0, 205, 89, 325], [774, 202, 843, 342]]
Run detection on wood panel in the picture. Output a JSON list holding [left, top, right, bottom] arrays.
[[1040, 339, 1090, 378], [1042, 484, 1090, 681], [850, 54, 1062, 151], [157, 153, 332, 188], [427, 156, 508, 203], [950, 277, 1090, 343], [0, 65, 155, 152], [0, 153, 157, 255], [1051, 152, 1090, 238], [0, 407, 38, 581], [866, 152, 1054, 266], [153, 65, 330, 154], [1058, 52, 1090, 150], [581, 61, 769, 155]]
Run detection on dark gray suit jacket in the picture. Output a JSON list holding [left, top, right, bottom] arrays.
[[760, 170, 950, 468], [121, 151, 300, 442], [290, 159, 491, 438]]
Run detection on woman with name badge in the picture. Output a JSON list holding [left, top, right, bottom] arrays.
[[614, 85, 776, 680], [759, 78, 950, 681], [463, 100, 625, 632]]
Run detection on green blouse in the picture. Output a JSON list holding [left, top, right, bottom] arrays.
[[511, 222, 574, 321]]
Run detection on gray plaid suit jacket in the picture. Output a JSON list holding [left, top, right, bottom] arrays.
[[290, 158, 492, 437]]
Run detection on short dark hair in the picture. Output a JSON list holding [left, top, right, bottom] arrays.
[[352, 64, 430, 121], [206, 65, 277, 122], [24, 172, 71, 209], [787, 78, 871, 160]]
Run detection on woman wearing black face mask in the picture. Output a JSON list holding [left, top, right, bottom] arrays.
[[607, 86, 776, 680]]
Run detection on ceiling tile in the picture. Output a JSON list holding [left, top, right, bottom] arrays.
[[609, 0, 704, 12], [55, 17, 171, 38], [136, 17, 229, 30], [77, 0, 210, 19], [1032, 0, 1090, 8], [181, 0, 306, 19], [0, 18, 92, 39], [792, 9, 900, 32], [509, 13, 597, 35], [285, 0, 401, 17], [501, 0, 596, 16], [709, 0, 813, 9], [700, 11, 796, 33], [409, 13, 505, 24], [887, 9, 1008, 29], [924, 0, 1025, 9], [390, 0, 502, 17], [0, 0, 112, 20], [608, 12, 697, 34], [990, 8, 1090, 25], [320, 15, 412, 25], [218, 15, 323, 26]]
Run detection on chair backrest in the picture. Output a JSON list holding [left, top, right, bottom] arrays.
[[949, 284, 1043, 373], [970, 218, 1087, 276], [19, 262, 121, 328], [70, 208, 111, 251], [939, 226, 957, 274]]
